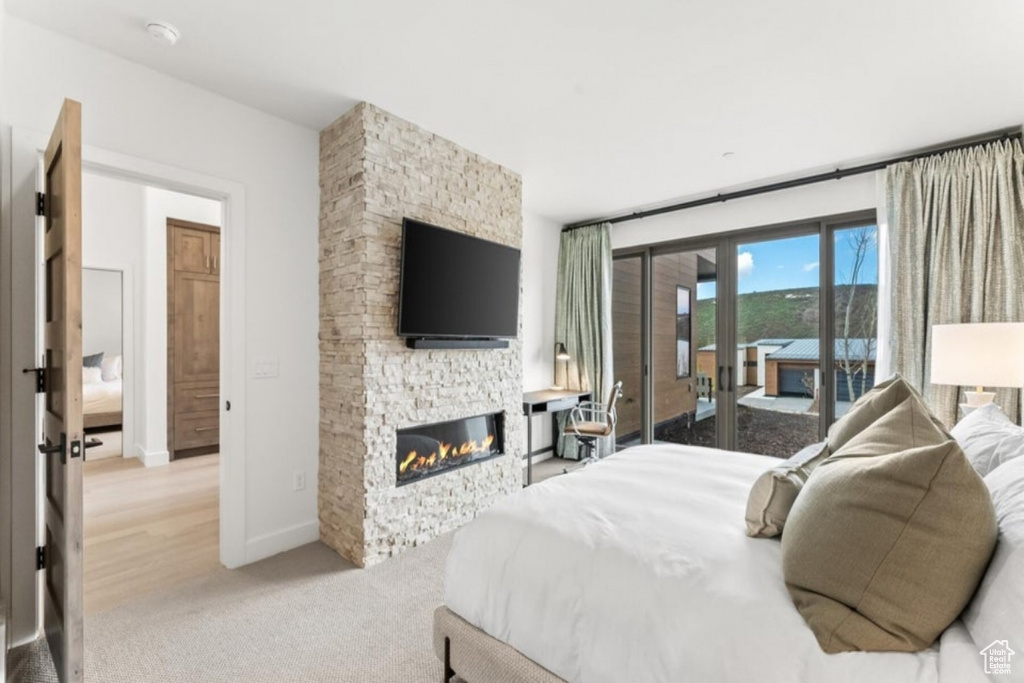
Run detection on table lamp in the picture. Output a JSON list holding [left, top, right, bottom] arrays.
[[930, 323, 1024, 407], [551, 342, 571, 391]]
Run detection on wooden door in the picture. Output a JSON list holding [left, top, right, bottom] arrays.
[[167, 220, 220, 458], [40, 98, 84, 683]]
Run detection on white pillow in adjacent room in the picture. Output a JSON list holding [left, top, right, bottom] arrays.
[[961, 456, 1024, 658], [101, 354, 122, 382], [951, 403, 1024, 476], [83, 366, 102, 385]]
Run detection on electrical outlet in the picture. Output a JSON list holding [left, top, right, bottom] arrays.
[[292, 471, 306, 492]]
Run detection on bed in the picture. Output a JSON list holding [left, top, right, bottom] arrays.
[[84, 376, 122, 429], [436, 444, 994, 683]]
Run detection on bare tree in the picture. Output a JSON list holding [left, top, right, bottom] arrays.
[[837, 227, 878, 402]]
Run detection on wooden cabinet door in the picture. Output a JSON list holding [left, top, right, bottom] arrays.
[[172, 227, 211, 274], [210, 232, 221, 276], [173, 270, 220, 384], [41, 98, 85, 683]]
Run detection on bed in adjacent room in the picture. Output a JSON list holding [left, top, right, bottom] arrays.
[[436, 442, 1013, 683], [83, 354, 123, 430]]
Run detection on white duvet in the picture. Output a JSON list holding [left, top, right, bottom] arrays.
[[444, 444, 988, 683], [84, 378, 122, 415]]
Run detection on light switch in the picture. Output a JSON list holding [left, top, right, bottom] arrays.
[[252, 357, 279, 379]]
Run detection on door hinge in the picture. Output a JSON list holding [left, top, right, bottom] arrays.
[[35, 192, 46, 217], [36, 546, 46, 571], [22, 366, 46, 393]]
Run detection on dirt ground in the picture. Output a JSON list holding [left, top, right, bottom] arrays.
[[654, 403, 819, 459]]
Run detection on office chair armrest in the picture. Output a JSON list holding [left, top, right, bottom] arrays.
[[568, 402, 616, 433]]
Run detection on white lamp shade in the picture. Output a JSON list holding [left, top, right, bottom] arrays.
[[930, 323, 1024, 388]]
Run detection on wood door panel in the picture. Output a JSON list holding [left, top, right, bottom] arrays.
[[41, 98, 84, 683], [173, 273, 220, 382], [173, 228, 211, 274]]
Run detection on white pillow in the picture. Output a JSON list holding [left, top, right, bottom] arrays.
[[951, 403, 1024, 476], [82, 366, 102, 385], [101, 354, 122, 382], [961, 456, 1024, 657]]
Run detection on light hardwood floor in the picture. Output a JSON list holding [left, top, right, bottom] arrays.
[[84, 453, 220, 615]]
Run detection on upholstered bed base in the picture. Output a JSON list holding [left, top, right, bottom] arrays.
[[433, 606, 565, 683]]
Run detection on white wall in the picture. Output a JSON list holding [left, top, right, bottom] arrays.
[[611, 173, 877, 250], [521, 210, 561, 455], [1, 17, 320, 645], [82, 269, 122, 357], [139, 188, 221, 464]]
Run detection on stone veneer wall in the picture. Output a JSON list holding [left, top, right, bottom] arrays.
[[319, 103, 524, 567]]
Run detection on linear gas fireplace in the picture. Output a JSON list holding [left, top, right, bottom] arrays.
[[396, 412, 505, 486]]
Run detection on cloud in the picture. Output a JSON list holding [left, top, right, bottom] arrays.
[[737, 251, 754, 279], [803, 261, 820, 272]]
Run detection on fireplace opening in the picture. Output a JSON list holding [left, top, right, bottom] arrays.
[[396, 412, 505, 486]]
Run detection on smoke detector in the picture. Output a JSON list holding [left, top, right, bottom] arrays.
[[146, 21, 180, 46]]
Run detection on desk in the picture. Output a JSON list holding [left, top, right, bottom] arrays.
[[522, 389, 592, 486]]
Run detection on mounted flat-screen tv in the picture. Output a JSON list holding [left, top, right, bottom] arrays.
[[398, 218, 520, 339]]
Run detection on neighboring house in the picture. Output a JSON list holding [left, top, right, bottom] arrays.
[[697, 338, 877, 402], [979, 640, 1015, 675], [764, 339, 876, 402]]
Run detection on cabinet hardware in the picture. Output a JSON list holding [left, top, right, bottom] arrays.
[[194, 426, 217, 432], [194, 393, 219, 399]]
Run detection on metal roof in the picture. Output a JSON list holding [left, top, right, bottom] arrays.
[[697, 343, 757, 352], [766, 338, 876, 362], [752, 338, 796, 346]]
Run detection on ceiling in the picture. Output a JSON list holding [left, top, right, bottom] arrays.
[[9, 0, 1024, 223]]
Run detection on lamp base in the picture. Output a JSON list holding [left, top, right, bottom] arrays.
[[964, 390, 996, 407], [549, 384, 564, 392]]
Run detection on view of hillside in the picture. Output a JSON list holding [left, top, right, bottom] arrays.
[[695, 284, 878, 349]]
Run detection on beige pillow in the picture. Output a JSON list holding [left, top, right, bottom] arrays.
[[827, 374, 949, 453], [783, 399, 997, 653], [745, 442, 829, 538]]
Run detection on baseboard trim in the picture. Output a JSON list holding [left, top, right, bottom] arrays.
[[245, 519, 320, 565], [135, 445, 170, 468]]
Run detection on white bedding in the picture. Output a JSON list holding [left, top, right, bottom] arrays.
[[444, 444, 987, 683], [84, 378, 122, 415]]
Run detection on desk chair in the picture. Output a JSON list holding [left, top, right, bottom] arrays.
[[564, 381, 623, 466]]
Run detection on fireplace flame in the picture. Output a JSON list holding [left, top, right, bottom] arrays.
[[399, 450, 418, 474], [398, 433, 499, 479]]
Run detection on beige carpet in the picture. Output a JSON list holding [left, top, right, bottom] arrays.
[[11, 534, 456, 682]]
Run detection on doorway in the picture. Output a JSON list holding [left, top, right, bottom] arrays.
[[612, 210, 878, 456], [76, 172, 224, 614]]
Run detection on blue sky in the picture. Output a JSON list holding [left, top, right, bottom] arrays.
[[696, 227, 878, 300]]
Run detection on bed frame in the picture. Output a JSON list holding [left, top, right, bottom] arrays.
[[84, 411, 122, 430], [433, 606, 565, 683]]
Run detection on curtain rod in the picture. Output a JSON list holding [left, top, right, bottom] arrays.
[[563, 130, 1023, 231]]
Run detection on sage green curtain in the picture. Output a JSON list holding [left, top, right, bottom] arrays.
[[554, 223, 614, 459], [888, 138, 1024, 427]]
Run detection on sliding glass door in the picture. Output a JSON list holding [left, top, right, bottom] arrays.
[[612, 254, 645, 447], [648, 247, 720, 448], [831, 223, 879, 419], [611, 211, 878, 457], [732, 231, 820, 457]]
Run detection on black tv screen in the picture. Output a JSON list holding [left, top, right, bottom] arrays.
[[398, 219, 520, 339]]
